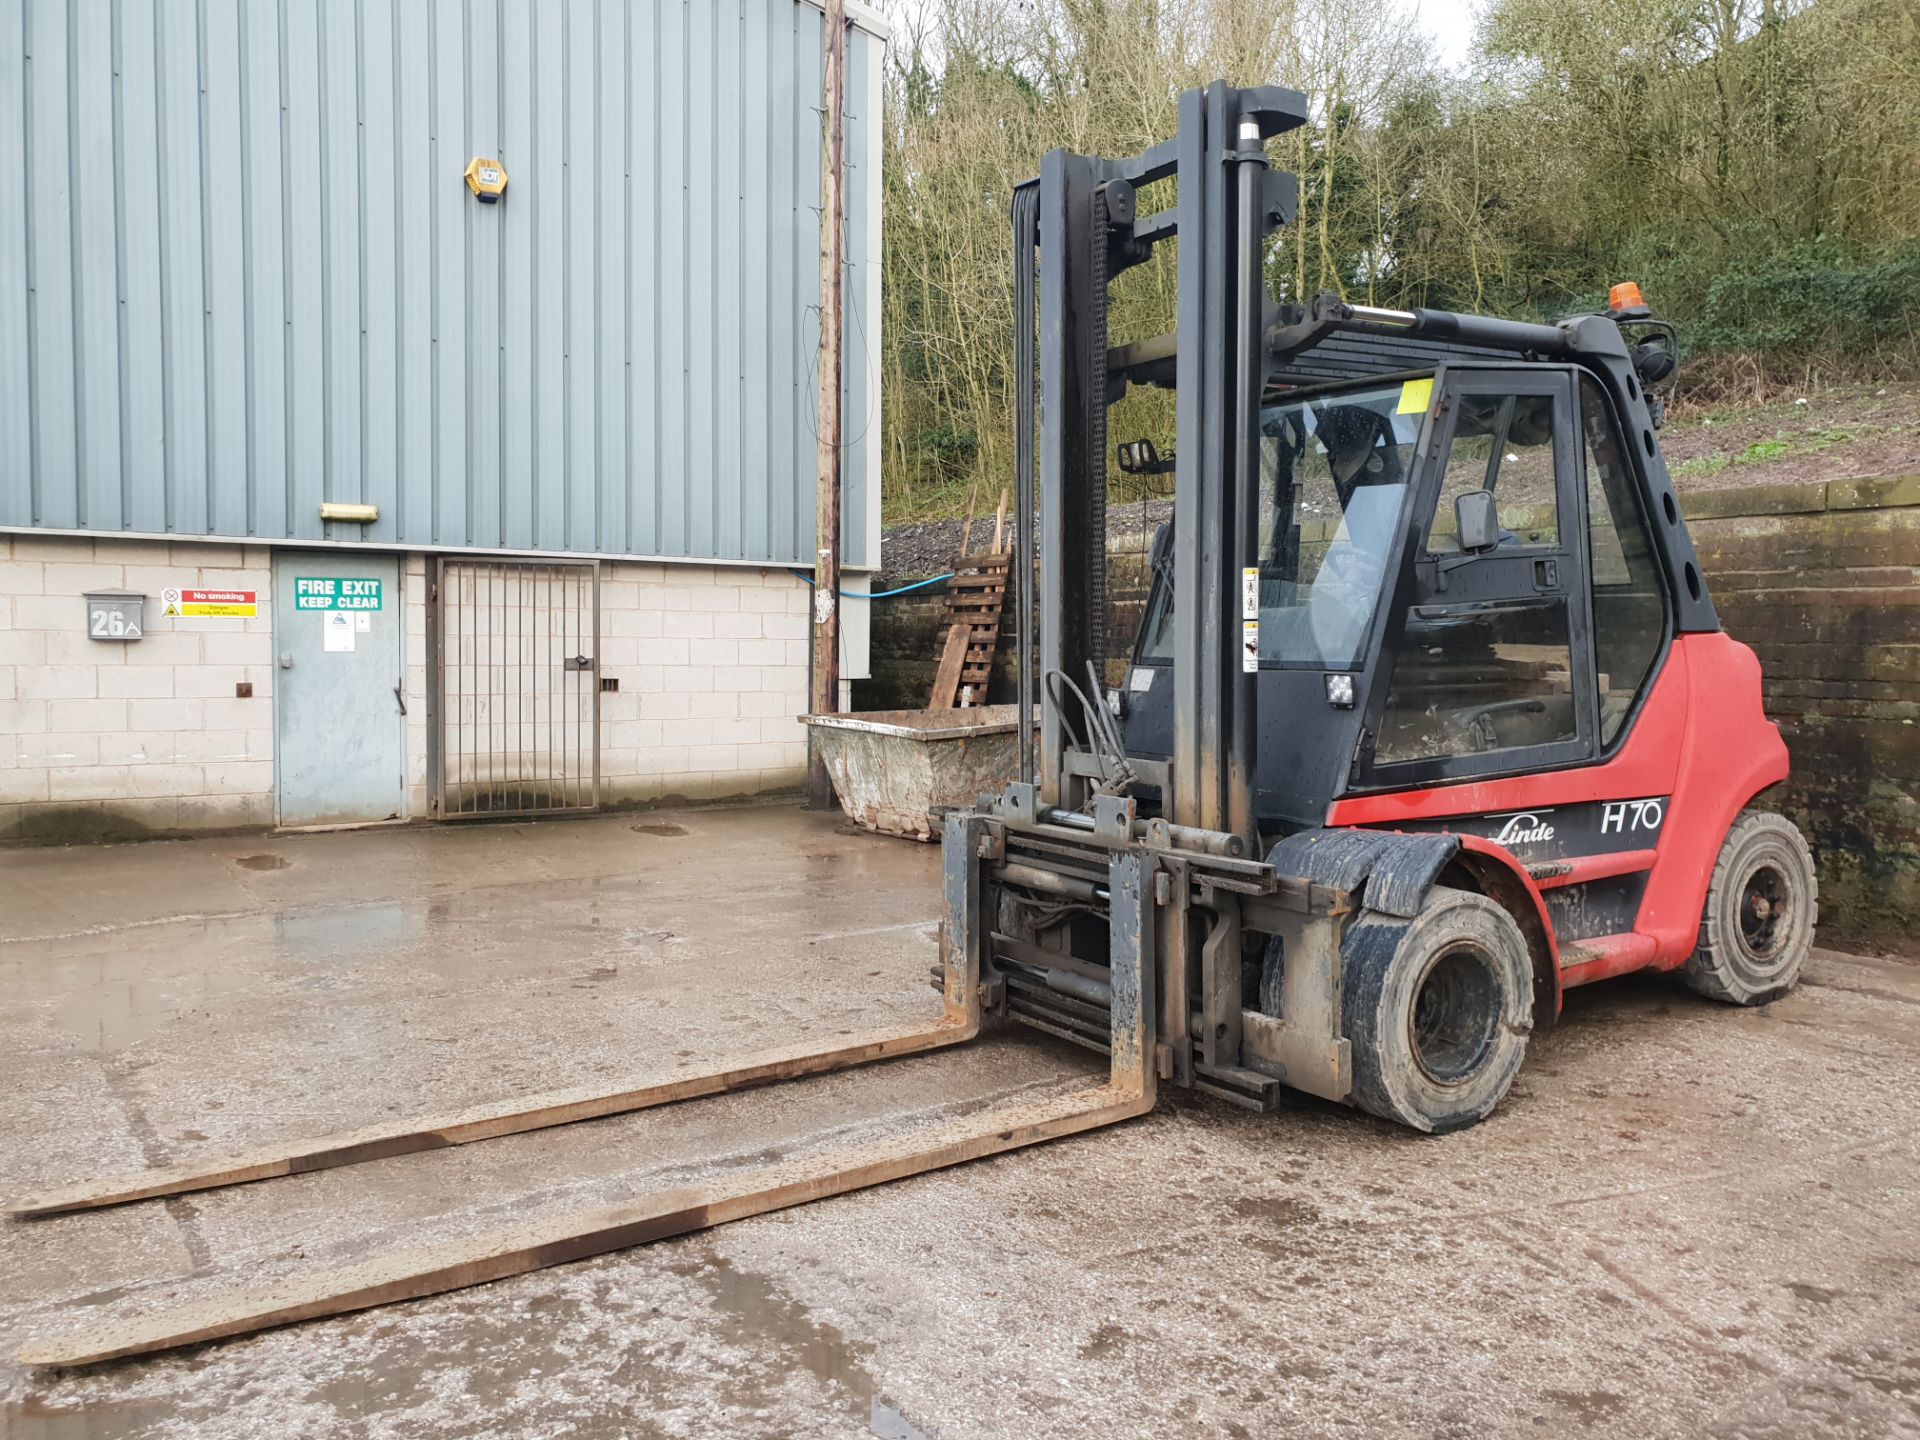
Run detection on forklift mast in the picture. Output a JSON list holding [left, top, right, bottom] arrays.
[[1014, 83, 1303, 846]]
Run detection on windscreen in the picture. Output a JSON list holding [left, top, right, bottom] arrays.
[[1138, 381, 1420, 669]]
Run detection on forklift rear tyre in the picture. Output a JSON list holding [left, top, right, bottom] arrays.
[[1342, 887, 1533, 1134], [1682, 811, 1818, 1006]]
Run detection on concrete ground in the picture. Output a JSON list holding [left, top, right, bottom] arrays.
[[2, 806, 1917, 1440]]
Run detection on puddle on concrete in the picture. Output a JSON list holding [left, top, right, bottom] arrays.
[[629, 823, 689, 837], [277, 1296, 597, 1431], [303, 1342, 575, 1424], [273, 901, 423, 956], [272, 1268, 932, 1438], [0, 1397, 171, 1439], [30, 901, 417, 1053], [869, 1398, 929, 1439], [684, 1245, 930, 1439], [233, 854, 292, 872], [50, 969, 258, 1053]]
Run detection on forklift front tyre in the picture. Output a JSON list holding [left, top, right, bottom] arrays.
[[1682, 810, 1818, 1007], [1342, 887, 1533, 1134]]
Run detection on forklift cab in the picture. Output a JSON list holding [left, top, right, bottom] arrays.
[[1121, 364, 1671, 835]]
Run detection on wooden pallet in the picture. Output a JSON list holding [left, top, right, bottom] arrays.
[[928, 551, 1011, 709]]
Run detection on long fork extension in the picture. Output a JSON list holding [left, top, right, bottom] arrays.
[[4, 1020, 974, 1218], [9, 817, 1016, 1221], [18, 828, 1160, 1369], [22, 1077, 1151, 1368]]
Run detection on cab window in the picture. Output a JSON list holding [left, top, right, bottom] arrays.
[[1254, 385, 1418, 669], [1374, 597, 1578, 764], [1426, 394, 1559, 552], [1371, 376, 1587, 774], [1580, 376, 1668, 743], [1136, 382, 1419, 671]]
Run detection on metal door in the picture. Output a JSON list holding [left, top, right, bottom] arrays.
[[272, 552, 407, 827], [431, 559, 599, 818], [1358, 366, 1596, 790]]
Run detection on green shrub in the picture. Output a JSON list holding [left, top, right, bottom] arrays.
[[1693, 239, 1920, 354], [910, 422, 980, 481]]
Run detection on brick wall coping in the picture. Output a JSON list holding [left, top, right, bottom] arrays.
[[1680, 474, 1920, 522]]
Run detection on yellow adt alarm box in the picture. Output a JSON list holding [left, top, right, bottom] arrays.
[[464, 157, 508, 203]]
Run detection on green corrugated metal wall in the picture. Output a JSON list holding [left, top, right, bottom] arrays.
[[0, 0, 881, 567]]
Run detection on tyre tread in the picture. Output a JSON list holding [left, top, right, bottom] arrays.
[[1341, 886, 1532, 1134], [1682, 810, 1817, 1006]]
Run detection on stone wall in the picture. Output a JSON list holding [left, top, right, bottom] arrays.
[[861, 476, 1920, 948], [1687, 475, 1920, 947]]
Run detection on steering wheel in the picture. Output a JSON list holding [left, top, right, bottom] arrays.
[[1450, 698, 1547, 752]]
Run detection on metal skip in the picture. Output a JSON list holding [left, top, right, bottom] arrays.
[[15, 823, 1158, 1368]]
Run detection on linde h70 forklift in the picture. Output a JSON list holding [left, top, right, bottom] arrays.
[[15, 82, 1817, 1367]]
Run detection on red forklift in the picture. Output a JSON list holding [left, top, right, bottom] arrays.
[[13, 80, 1817, 1366], [975, 79, 1816, 1135]]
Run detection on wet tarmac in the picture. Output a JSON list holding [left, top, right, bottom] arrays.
[[1, 804, 1917, 1438]]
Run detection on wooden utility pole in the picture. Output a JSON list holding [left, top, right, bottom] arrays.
[[806, 0, 847, 810]]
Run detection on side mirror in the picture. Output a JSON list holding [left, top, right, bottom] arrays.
[[1455, 490, 1499, 553], [1117, 439, 1174, 476]]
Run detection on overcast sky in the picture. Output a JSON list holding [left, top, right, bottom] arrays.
[[879, 0, 1489, 76], [1398, 0, 1484, 74]]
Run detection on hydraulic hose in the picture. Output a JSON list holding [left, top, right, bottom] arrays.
[[788, 570, 954, 599]]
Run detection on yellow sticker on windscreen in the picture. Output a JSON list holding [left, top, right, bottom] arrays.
[[1396, 377, 1434, 414]]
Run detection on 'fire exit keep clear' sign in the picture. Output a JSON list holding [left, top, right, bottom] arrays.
[[294, 577, 384, 611]]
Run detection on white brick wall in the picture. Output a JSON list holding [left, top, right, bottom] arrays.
[[584, 560, 812, 806], [0, 533, 275, 841], [403, 555, 431, 818], [3, 535, 838, 840]]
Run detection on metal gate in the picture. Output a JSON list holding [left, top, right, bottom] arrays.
[[430, 559, 599, 818]]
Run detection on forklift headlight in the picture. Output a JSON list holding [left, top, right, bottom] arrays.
[[1325, 673, 1355, 708], [1632, 333, 1677, 385]]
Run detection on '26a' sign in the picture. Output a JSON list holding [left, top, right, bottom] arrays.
[[84, 593, 145, 641]]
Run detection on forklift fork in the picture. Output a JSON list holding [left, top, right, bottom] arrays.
[[17, 816, 1159, 1368], [7, 1023, 980, 1219], [3, 834, 1019, 1224]]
